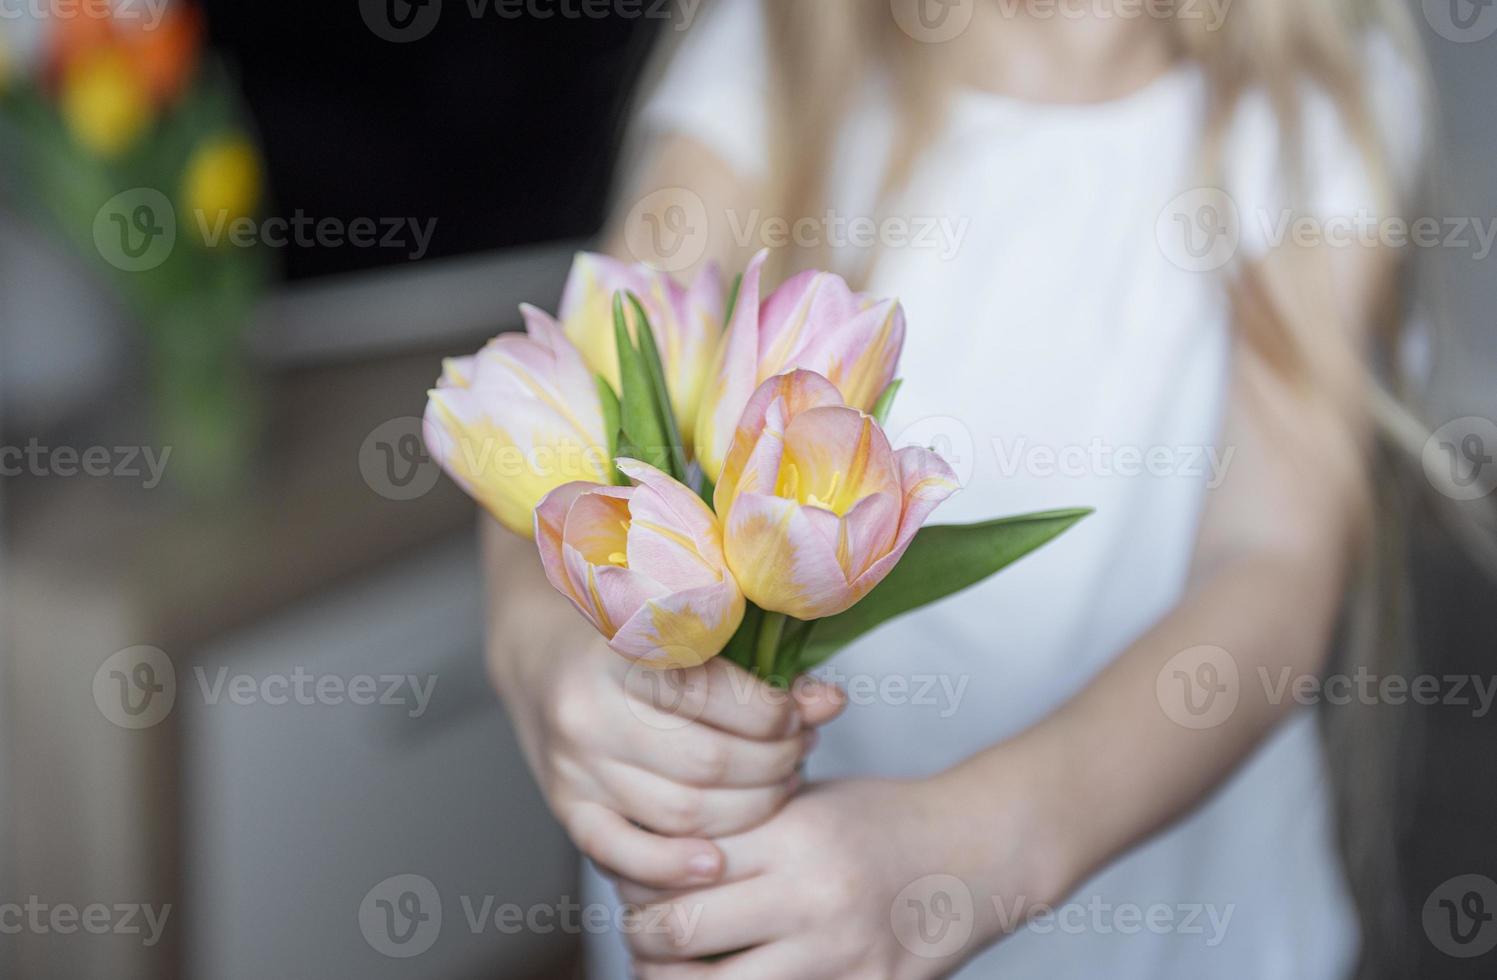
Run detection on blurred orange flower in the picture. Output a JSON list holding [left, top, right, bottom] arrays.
[[48, 0, 202, 106]]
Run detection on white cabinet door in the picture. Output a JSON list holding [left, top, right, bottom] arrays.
[[183, 536, 577, 979]]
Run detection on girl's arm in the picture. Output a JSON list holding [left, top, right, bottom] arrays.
[[949, 238, 1394, 914]]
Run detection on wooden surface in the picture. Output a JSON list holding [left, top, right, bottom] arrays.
[[8, 347, 478, 651]]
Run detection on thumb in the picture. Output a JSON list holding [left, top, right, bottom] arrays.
[[792, 676, 847, 727]]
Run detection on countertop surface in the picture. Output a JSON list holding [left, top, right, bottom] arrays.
[[7, 347, 480, 650]]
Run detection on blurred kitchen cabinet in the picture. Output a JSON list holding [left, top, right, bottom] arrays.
[[180, 536, 579, 979]]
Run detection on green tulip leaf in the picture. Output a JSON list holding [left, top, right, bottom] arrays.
[[723, 273, 744, 327], [628, 292, 688, 482], [612, 292, 672, 477], [871, 378, 902, 426], [795, 508, 1094, 671], [592, 375, 622, 481]]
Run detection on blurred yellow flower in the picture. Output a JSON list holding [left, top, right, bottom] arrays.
[[182, 136, 262, 245], [60, 47, 152, 157]]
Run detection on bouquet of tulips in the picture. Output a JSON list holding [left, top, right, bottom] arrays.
[[424, 250, 1089, 682]]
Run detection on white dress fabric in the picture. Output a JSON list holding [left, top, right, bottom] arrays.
[[583, 3, 1420, 976]]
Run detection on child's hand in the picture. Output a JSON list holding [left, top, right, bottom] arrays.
[[500, 639, 845, 891], [617, 774, 1063, 979]]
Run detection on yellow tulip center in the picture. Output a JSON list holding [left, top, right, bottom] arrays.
[[777, 462, 854, 515], [607, 519, 631, 566]]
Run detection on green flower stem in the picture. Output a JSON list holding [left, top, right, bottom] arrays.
[[755, 612, 787, 679]]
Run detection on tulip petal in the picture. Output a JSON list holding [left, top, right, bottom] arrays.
[[850, 445, 960, 593], [834, 491, 902, 581], [757, 270, 865, 373], [534, 480, 597, 593], [616, 458, 726, 567], [610, 579, 746, 668], [722, 491, 856, 619], [695, 249, 768, 481], [714, 369, 843, 516], [778, 405, 900, 513], [561, 540, 665, 639]]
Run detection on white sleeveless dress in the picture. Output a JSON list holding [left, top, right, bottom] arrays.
[[582, 3, 1421, 976]]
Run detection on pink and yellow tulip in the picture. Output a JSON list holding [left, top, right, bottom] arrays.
[[558, 253, 724, 454], [423, 306, 611, 537], [693, 250, 905, 482], [713, 370, 958, 620], [535, 458, 745, 668]]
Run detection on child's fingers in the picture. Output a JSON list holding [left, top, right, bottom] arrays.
[[564, 801, 723, 890], [598, 760, 800, 838]]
